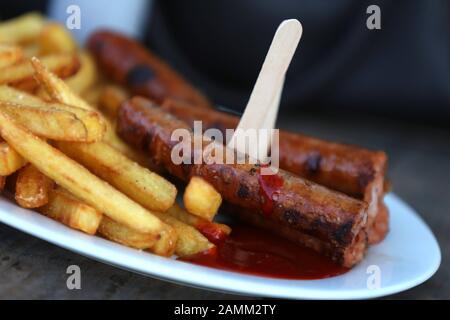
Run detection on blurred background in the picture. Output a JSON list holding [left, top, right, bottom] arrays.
[[1, 0, 449, 118], [0, 0, 449, 299]]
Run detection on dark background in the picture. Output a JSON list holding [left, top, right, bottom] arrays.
[[0, 0, 449, 300], [147, 0, 450, 119], [2, 0, 450, 118]]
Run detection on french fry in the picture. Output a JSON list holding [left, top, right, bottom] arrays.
[[56, 141, 177, 212], [184, 176, 222, 221], [166, 204, 231, 244], [98, 216, 158, 250], [103, 121, 149, 166], [0, 44, 24, 68], [0, 86, 105, 142], [0, 12, 45, 44], [38, 23, 77, 55], [155, 212, 214, 257], [149, 224, 178, 257], [0, 141, 27, 175], [31, 56, 91, 110], [15, 164, 53, 208], [39, 187, 103, 235], [0, 55, 80, 91], [98, 85, 129, 118], [0, 101, 89, 141], [84, 85, 135, 159], [65, 52, 98, 95], [31, 57, 152, 167], [0, 110, 165, 235], [31, 57, 107, 141], [52, 103, 104, 143], [0, 85, 43, 104]]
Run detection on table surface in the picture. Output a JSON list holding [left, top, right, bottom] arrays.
[[0, 112, 448, 300]]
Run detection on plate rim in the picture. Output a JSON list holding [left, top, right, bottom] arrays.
[[0, 193, 441, 300]]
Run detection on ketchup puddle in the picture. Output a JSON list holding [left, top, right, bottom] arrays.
[[180, 224, 349, 280]]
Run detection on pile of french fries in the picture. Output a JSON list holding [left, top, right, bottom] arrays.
[[0, 13, 230, 258]]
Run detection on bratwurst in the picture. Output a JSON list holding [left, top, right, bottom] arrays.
[[162, 99, 388, 244], [88, 30, 212, 109], [117, 97, 369, 267]]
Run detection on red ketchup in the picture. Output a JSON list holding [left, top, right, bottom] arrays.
[[257, 166, 284, 216], [180, 224, 349, 280], [196, 221, 228, 244]]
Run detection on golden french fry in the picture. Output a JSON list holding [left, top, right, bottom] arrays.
[[38, 23, 77, 55], [0, 12, 45, 44], [0, 55, 80, 91], [31, 56, 91, 110], [103, 121, 149, 166], [98, 216, 158, 250], [65, 52, 98, 95], [0, 110, 165, 235], [167, 204, 231, 242], [0, 44, 24, 68], [39, 187, 103, 235], [56, 141, 177, 212], [15, 164, 53, 208], [156, 212, 214, 257], [31, 58, 147, 162], [0, 141, 27, 175], [184, 176, 222, 221], [0, 86, 105, 142], [31, 57, 107, 141], [0, 101, 89, 141], [149, 224, 178, 257], [99, 215, 177, 256], [0, 85, 44, 104], [98, 85, 129, 118]]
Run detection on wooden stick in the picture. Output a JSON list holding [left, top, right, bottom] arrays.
[[228, 19, 302, 162]]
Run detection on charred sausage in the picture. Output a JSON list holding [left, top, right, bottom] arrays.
[[88, 30, 212, 109], [161, 99, 387, 243], [117, 97, 369, 265]]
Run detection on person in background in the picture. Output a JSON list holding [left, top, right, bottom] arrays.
[[1, 0, 449, 118]]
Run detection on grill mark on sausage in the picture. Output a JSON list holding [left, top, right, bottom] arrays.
[[237, 183, 250, 199], [332, 220, 354, 244], [283, 209, 300, 225]]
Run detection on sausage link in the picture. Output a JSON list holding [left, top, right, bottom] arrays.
[[162, 98, 386, 199], [117, 97, 368, 252], [222, 203, 367, 268], [88, 30, 212, 109], [161, 99, 387, 243]]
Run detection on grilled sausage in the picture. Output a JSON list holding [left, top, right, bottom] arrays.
[[117, 97, 369, 264], [161, 99, 387, 243], [367, 200, 389, 244], [88, 30, 212, 109], [222, 203, 367, 268]]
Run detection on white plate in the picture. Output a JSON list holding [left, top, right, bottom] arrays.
[[0, 193, 441, 299]]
